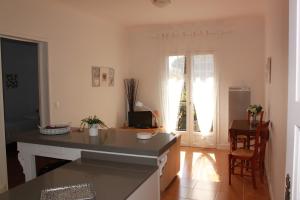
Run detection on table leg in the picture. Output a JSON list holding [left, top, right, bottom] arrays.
[[18, 151, 36, 182]]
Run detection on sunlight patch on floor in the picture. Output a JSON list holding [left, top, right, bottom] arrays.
[[191, 152, 220, 182], [177, 151, 186, 177]]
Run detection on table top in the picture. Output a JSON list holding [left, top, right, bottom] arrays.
[[229, 120, 259, 133], [14, 128, 176, 156], [0, 158, 158, 200]]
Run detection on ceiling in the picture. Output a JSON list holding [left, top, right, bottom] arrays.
[[56, 0, 266, 27]]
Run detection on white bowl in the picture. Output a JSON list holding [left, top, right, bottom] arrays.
[[136, 132, 153, 140]]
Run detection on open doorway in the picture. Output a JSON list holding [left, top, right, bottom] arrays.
[[1, 38, 40, 144], [0, 36, 50, 189]]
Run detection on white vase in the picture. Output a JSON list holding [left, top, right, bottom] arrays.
[[89, 124, 98, 136]]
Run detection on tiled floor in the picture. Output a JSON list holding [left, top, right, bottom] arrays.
[[161, 147, 270, 200]]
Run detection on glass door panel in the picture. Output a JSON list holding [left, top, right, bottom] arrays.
[[168, 54, 216, 148], [177, 83, 187, 131], [167, 55, 186, 134], [190, 54, 216, 148]]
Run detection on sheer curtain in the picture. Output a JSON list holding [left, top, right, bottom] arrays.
[[156, 33, 193, 133], [164, 56, 185, 133], [192, 54, 215, 136]]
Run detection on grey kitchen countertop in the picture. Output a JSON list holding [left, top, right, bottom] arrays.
[[0, 158, 158, 200], [15, 128, 177, 156]]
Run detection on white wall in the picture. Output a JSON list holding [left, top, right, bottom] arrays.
[[0, 0, 127, 127], [0, 0, 127, 189], [126, 16, 265, 147], [264, 0, 289, 199]]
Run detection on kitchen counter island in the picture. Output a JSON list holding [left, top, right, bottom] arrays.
[[15, 129, 177, 182], [16, 128, 176, 156], [0, 153, 159, 200]]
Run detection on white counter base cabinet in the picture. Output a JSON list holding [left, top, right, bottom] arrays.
[[128, 170, 160, 200], [18, 142, 82, 181]]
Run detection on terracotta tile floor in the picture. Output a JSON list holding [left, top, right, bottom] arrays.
[[161, 147, 270, 200]]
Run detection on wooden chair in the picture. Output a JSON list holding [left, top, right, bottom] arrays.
[[228, 121, 270, 188], [236, 111, 265, 149], [247, 111, 265, 149]]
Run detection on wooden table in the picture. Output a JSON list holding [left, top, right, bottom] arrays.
[[229, 120, 259, 150]]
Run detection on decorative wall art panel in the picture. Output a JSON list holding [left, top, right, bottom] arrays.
[[91, 66, 114, 87], [91, 66, 100, 87]]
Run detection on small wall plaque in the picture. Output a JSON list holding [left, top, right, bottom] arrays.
[[91, 66, 100, 87]]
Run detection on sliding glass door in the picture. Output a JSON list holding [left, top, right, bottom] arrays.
[[168, 54, 217, 148]]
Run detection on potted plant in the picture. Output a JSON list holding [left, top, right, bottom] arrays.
[[80, 115, 108, 136], [246, 104, 263, 124]]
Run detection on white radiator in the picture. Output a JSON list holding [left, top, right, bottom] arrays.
[[228, 87, 251, 125]]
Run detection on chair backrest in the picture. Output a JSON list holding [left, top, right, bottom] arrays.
[[247, 111, 264, 124], [253, 121, 270, 158]]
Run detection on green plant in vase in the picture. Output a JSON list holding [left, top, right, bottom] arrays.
[[80, 115, 108, 136], [246, 104, 263, 125]]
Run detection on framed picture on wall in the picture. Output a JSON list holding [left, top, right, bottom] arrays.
[[91, 66, 115, 87], [100, 67, 109, 87], [91, 66, 100, 87], [108, 68, 115, 86], [100, 67, 114, 87]]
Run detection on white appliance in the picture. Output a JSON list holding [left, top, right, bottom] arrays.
[[228, 87, 251, 125]]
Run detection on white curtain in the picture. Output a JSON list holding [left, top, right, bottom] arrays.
[[164, 56, 185, 133], [156, 33, 194, 133], [192, 54, 215, 136]]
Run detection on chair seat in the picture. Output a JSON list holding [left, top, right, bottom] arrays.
[[231, 149, 254, 158]]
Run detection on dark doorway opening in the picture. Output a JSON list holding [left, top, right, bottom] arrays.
[[1, 37, 40, 188], [1, 38, 68, 189], [1, 38, 40, 144]]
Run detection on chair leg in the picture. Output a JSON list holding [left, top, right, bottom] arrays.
[[251, 160, 257, 189], [229, 155, 232, 185], [247, 136, 250, 149], [260, 161, 265, 183], [246, 160, 249, 171], [241, 160, 244, 177], [232, 158, 236, 175]]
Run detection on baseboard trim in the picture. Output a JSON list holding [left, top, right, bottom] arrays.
[[266, 169, 274, 200], [216, 144, 230, 150], [180, 143, 230, 150]]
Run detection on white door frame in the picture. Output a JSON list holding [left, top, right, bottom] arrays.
[[0, 35, 50, 127], [285, 0, 300, 199], [0, 39, 8, 192], [0, 35, 50, 191]]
